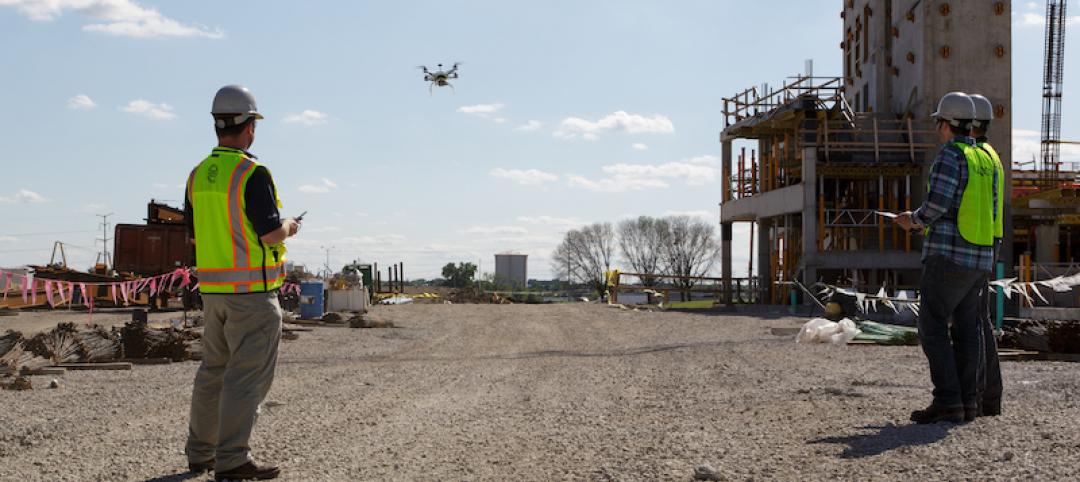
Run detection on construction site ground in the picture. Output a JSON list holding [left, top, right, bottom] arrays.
[[2, 303, 1079, 481]]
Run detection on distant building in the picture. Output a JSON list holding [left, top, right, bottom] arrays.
[[494, 253, 528, 289]]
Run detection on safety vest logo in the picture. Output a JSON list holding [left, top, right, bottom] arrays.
[[207, 164, 219, 184]]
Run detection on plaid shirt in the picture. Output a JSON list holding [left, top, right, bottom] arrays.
[[913, 135, 996, 272]]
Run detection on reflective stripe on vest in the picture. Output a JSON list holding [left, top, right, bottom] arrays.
[[190, 147, 287, 294], [977, 141, 1005, 239]]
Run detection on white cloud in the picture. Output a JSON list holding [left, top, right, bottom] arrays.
[[284, 110, 328, 126], [122, 99, 175, 120], [462, 226, 529, 236], [553, 111, 675, 140], [0, 189, 49, 204], [67, 94, 96, 110], [1016, 10, 1080, 27], [304, 226, 342, 234], [458, 103, 505, 115], [565, 155, 722, 193], [662, 210, 715, 222], [516, 215, 587, 228], [298, 178, 339, 194], [631, 143, 649, 151], [489, 168, 559, 186], [493, 117, 508, 124], [0, 0, 223, 38], [516, 120, 543, 131], [565, 175, 668, 193], [79, 202, 107, 213], [0, 236, 17, 243]]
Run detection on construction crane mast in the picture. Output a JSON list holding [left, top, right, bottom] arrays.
[[1042, 0, 1068, 187]]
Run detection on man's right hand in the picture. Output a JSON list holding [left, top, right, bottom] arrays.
[[285, 218, 301, 237]]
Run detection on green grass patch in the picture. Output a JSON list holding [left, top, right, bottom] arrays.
[[666, 300, 717, 310]]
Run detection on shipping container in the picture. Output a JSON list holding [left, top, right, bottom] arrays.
[[113, 224, 192, 276]]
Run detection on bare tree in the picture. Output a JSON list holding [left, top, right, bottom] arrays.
[[662, 216, 720, 301], [551, 222, 616, 298], [618, 216, 670, 301]]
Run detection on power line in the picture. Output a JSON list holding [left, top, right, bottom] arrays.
[[95, 213, 114, 269], [3, 230, 97, 237]]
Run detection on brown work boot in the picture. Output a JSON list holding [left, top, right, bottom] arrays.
[[910, 404, 964, 424], [214, 461, 280, 481], [187, 458, 214, 473]]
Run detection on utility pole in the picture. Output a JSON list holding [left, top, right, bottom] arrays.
[[95, 212, 114, 271], [320, 245, 335, 278]]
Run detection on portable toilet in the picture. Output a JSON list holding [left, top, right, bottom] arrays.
[[299, 280, 325, 320]]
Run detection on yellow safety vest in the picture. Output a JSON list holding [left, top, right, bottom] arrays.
[[977, 141, 1005, 240], [187, 147, 287, 293], [952, 142, 996, 246]]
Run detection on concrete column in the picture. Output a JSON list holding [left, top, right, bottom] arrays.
[[721, 140, 733, 202], [757, 218, 772, 304], [1035, 224, 1060, 264], [721, 222, 733, 305], [801, 147, 818, 287]]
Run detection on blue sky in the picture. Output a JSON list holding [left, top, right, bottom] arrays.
[[0, 1, 1075, 279]]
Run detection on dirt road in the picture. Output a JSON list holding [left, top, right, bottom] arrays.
[[2, 304, 1078, 481]]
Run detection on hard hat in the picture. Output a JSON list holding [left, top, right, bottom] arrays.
[[969, 94, 993, 128], [931, 91, 976, 128], [211, 85, 264, 128]]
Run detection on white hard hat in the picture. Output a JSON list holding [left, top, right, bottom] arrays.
[[211, 85, 264, 128], [931, 92, 976, 128], [969, 94, 993, 128]]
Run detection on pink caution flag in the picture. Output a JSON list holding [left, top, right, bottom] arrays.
[[2, 271, 10, 302], [111, 283, 118, 306], [66, 282, 76, 308], [44, 280, 54, 307]]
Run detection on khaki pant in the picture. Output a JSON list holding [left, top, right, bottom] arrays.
[[185, 292, 282, 472]]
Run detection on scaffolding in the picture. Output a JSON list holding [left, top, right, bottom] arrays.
[[719, 74, 937, 304]]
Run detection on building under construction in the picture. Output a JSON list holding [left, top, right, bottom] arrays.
[[719, 0, 1012, 304]]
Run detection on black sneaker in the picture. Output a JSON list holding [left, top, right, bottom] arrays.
[[214, 461, 280, 481], [910, 404, 965, 424]]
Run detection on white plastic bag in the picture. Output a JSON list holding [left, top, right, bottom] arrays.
[[796, 317, 861, 345], [796, 318, 835, 344]]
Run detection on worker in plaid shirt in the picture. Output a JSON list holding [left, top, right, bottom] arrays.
[[896, 92, 997, 425]]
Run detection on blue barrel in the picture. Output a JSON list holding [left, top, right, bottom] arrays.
[[299, 281, 325, 320]]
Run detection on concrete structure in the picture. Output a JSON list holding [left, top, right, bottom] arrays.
[[718, 0, 1012, 304], [494, 253, 528, 289]]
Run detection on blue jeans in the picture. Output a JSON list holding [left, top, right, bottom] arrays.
[[918, 255, 986, 408]]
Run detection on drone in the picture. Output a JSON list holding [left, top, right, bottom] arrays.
[[419, 62, 461, 94]]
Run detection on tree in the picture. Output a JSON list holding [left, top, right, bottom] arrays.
[[617, 216, 671, 294], [551, 222, 616, 297], [662, 216, 721, 301], [441, 262, 477, 288]]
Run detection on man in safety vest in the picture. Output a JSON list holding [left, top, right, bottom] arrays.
[[895, 92, 997, 424], [968, 93, 1004, 417], [183, 85, 300, 480]]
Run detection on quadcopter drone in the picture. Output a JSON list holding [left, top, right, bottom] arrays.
[[419, 62, 461, 94]]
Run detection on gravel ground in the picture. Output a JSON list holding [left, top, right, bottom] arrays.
[[1, 303, 1079, 481]]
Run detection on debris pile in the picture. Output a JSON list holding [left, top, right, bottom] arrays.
[[120, 318, 202, 361], [446, 288, 511, 304], [1001, 319, 1080, 353], [0, 319, 203, 375]]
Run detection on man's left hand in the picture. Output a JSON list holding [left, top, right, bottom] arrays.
[[894, 211, 920, 231]]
